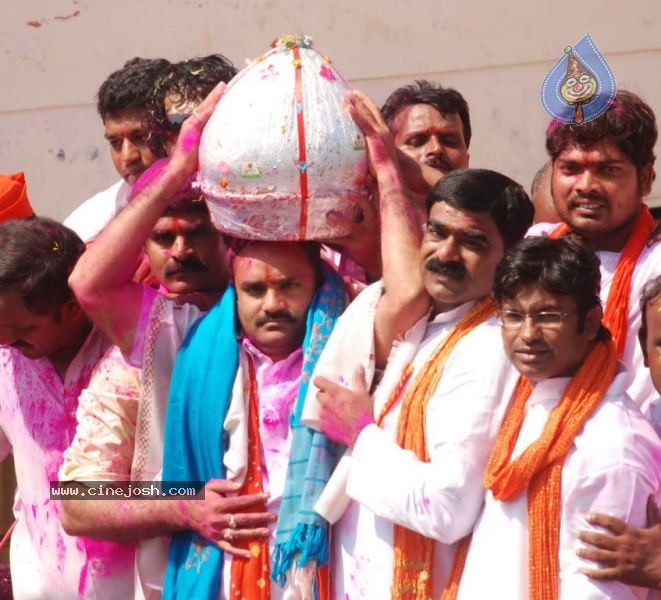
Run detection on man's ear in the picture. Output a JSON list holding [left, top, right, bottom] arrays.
[[638, 324, 650, 367], [638, 163, 655, 198], [58, 298, 87, 322], [584, 305, 603, 340]]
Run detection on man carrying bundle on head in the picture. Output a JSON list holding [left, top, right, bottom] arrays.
[[70, 82, 347, 599]]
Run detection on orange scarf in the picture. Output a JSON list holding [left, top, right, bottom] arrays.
[[383, 297, 497, 600], [230, 357, 270, 599], [549, 205, 653, 356], [442, 339, 618, 600]]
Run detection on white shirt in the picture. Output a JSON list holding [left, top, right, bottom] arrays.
[[129, 289, 303, 600], [0, 329, 135, 599], [64, 180, 131, 243], [457, 372, 661, 600], [333, 301, 520, 599], [528, 222, 661, 429]]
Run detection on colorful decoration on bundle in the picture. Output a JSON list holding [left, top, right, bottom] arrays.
[[541, 33, 616, 125], [198, 34, 368, 240]]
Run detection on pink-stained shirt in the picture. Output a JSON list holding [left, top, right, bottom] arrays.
[[0, 329, 134, 599]]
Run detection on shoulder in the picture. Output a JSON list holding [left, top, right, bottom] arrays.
[[525, 222, 556, 237], [63, 179, 129, 242], [576, 390, 661, 473]]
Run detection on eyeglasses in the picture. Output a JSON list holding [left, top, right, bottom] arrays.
[[498, 309, 574, 330], [166, 113, 192, 129]]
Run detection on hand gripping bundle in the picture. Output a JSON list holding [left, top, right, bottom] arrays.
[[198, 34, 368, 240]]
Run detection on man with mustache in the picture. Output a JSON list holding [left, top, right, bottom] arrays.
[[530, 90, 659, 430], [0, 217, 135, 598], [381, 80, 471, 203], [307, 92, 532, 598], [59, 186, 228, 597], [68, 83, 346, 599]]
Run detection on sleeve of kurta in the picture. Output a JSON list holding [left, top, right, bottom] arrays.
[[59, 346, 141, 482], [346, 321, 519, 544], [558, 409, 661, 600]]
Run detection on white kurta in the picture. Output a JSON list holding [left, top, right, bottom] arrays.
[[63, 179, 131, 243], [0, 329, 135, 599], [330, 300, 520, 599], [528, 222, 661, 433], [128, 289, 303, 600], [457, 372, 661, 600]]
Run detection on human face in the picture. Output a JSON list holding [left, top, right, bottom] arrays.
[[500, 283, 600, 383], [144, 210, 227, 295], [551, 139, 654, 251], [234, 243, 317, 361], [104, 107, 159, 185], [391, 104, 469, 175], [421, 202, 505, 314], [640, 296, 661, 395], [0, 288, 82, 362]]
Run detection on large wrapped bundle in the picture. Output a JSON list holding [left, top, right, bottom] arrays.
[[198, 34, 368, 240]]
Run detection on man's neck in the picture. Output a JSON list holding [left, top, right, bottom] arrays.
[[49, 320, 93, 381], [578, 210, 641, 253]]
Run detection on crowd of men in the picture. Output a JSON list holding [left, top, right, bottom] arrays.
[[0, 51, 659, 599]]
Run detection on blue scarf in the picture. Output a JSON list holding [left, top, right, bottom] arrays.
[[161, 269, 346, 598]]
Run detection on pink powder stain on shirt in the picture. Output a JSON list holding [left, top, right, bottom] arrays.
[[75, 537, 135, 595]]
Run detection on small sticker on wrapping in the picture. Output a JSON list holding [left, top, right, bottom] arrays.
[[241, 162, 262, 179], [352, 133, 366, 151]]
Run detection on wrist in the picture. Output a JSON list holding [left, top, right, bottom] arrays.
[[350, 413, 375, 447]]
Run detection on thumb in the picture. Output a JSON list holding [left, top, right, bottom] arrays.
[[352, 365, 368, 393]]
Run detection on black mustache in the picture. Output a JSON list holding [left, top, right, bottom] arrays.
[[164, 258, 207, 276], [424, 256, 466, 279], [425, 156, 453, 173], [255, 311, 296, 327]]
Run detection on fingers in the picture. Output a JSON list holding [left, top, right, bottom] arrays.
[[580, 566, 620, 581], [345, 90, 388, 135], [222, 493, 271, 512], [352, 365, 368, 393], [205, 479, 242, 494], [190, 81, 227, 126], [225, 512, 277, 528], [578, 529, 619, 552], [586, 513, 628, 536], [218, 540, 251, 558]]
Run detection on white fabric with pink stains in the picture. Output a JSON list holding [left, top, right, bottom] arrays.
[[0, 330, 134, 599]]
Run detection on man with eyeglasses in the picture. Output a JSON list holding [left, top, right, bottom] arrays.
[[306, 92, 533, 598], [442, 236, 660, 599]]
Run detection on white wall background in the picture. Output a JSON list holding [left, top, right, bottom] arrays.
[[1, 0, 659, 220]]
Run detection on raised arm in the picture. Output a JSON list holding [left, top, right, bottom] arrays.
[[346, 91, 430, 367], [69, 83, 226, 355]]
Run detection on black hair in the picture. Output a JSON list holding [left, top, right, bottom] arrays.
[[96, 57, 171, 120], [226, 240, 324, 288], [146, 54, 237, 146], [546, 90, 657, 170], [493, 236, 609, 338], [426, 168, 534, 249], [381, 79, 472, 148], [639, 274, 661, 345], [0, 217, 85, 314]]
